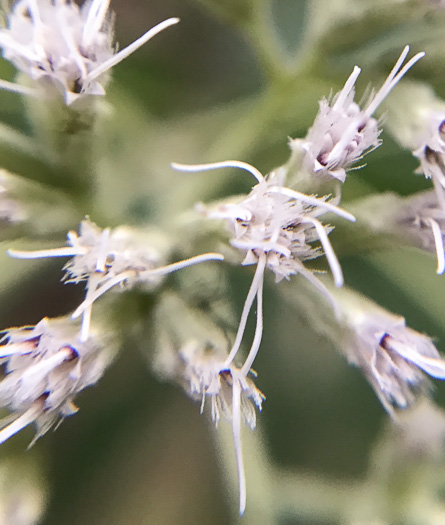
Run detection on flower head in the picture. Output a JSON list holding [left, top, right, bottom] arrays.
[[293, 46, 424, 183], [173, 160, 355, 288], [179, 341, 264, 428], [412, 112, 445, 209], [393, 190, 445, 274], [0, 316, 112, 444], [176, 339, 264, 516], [343, 307, 445, 416], [172, 160, 354, 412], [9, 219, 223, 341], [382, 82, 445, 233], [0, 0, 179, 104], [152, 292, 264, 515]]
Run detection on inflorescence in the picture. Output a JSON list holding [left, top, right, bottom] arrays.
[[0, 1, 444, 516]]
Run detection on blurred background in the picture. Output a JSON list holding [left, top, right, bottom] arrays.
[[2, 0, 445, 524]]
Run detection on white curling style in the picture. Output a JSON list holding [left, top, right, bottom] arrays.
[[0, 0, 179, 104]]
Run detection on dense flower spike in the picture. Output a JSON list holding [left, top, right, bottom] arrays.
[[343, 307, 445, 416], [292, 46, 424, 183], [9, 219, 224, 341], [0, 0, 179, 104], [0, 317, 112, 444]]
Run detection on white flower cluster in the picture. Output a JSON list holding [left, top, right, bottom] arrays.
[[178, 341, 264, 515], [0, 317, 111, 444], [343, 308, 445, 416], [168, 47, 445, 513], [0, 0, 179, 104], [174, 160, 355, 380], [1, 218, 223, 447], [0, 0, 443, 515], [292, 46, 424, 185], [10, 219, 223, 341], [200, 164, 354, 284], [173, 159, 355, 513]]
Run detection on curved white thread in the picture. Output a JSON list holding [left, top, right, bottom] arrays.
[[72, 253, 224, 319], [241, 254, 265, 375], [231, 377, 246, 516], [85, 18, 180, 82], [8, 247, 85, 259], [303, 217, 344, 287], [172, 160, 265, 183], [223, 255, 267, 368], [427, 218, 445, 275], [267, 186, 356, 222]]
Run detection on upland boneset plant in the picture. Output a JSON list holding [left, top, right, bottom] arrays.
[[1, 0, 445, 521]]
